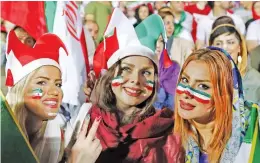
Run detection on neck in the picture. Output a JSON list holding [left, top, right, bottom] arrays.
[[213, 7, 227, 17], [192, 120, 215, 152], [116, 102, 140, 124], [26, 112, 43, 138]]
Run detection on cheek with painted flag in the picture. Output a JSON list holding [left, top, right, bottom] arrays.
[[176, 83, 212, 104]]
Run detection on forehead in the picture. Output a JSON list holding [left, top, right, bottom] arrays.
[[121, 56, 154, 69], [164, 15, 174, 21], [214, 32, 239, 41], [31, 66, 61, 78], [182, 60, 211, 81]]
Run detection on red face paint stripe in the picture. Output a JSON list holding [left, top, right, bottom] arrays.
[[176, 89, 211, 104]]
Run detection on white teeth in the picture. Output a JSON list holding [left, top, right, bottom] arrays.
[[43, 101, 57, 105], [48, 113, 57, 116], [125, 88, 141, 94]]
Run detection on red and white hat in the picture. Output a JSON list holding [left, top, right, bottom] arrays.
[[5, 30, 68, 87], [93, 8, 157, 76]]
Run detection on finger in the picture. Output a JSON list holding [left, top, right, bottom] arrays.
[[78, 115, 90, 140], [86, 117, 101, 141], [91, 138, 101, 150]]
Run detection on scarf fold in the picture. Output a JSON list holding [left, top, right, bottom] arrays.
[[89, 106, 177, 162], [185, 47, 252, 163], [173, 11, 186, 37]]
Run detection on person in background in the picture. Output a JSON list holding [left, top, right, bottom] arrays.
[[196, 1, 245, 49], [13, 26, 36, 47], [234, 1, 253, 24], [153, 1, 166, 14], [85, 20, 99, 44], [159, 7, 194, 67], [184, 1, 211, 42], [133, 4, 153, 27], [209, 23, 260, 103], [84, 2, 112, 43], [246, 19, 260, 52]]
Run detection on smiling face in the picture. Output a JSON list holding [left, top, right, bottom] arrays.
[[212, 32, 241, 64], [111, 56, 155, 109], [176, 60, 214, 123], [24, 66, 63, 120]]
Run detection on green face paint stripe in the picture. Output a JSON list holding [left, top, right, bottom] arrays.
[[32, 88, 43, 93], [112, 76, 123, 80], [146, 80, 155, 85], [177, 83, 211, 98]]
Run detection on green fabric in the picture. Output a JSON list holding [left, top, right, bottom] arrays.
[[85, 2, 112, 43], [135, 14, 166, 51], [173, 11, 186, 37], [44, 1, 57, 33], [0, 91, 38, 163]]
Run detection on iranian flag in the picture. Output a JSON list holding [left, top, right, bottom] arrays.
[[1, 1, 90, 105]]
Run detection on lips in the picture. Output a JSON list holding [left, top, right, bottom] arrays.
[[42, 98, 58, 108], [179, 100, 195, 111], [123, 87, 142, 97]]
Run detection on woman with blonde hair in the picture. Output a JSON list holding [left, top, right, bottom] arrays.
[[174, 47, 260, 162], [5, 30, 102, 163]]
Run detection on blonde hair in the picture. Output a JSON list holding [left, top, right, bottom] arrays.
[[174, 49, 233, 162], [6, 69, 47, 158]]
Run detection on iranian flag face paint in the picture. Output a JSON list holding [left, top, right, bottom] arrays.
[[144, 80, 154, 91], [176, 83, 211, 104], [111, 76, 124, 87], [31, 88, 43, 99]]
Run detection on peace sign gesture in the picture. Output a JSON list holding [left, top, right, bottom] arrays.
[[68, 116, 102, 163]]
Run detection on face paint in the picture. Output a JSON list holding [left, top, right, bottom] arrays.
[[31, 88, 43, 99], [176, 83, 211, 104], [111, 76, 124, 87], [144, 80, 154, 91]]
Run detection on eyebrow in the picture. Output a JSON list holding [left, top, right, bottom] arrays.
[[121, 62, 154, 70], [36, 76, 62, 82], [182, 72, 210, 82]]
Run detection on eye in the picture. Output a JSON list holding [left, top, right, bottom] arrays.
[[198, 84, 210, 90], [37, 81, 46, 85], [180, 77, 188, 84], [142, 70, 151, 76], [215, 42, 221, 46], [121, 66, 131, 72], [56, 83, 62, 88]]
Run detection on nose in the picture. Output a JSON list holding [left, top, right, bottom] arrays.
[[129, 70, 141, 85], [222, 43, 228, 51], [47, 84, 59, 96]]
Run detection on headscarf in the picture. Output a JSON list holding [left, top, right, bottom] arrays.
[[209, 24, 248, 77], [252, 2, 260, 20]]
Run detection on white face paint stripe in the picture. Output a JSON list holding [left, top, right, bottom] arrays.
[[177, 84, 211, 101]]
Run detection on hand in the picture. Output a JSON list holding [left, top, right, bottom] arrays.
[[84, 71, 96, 101], [68, 116, 102, 163]]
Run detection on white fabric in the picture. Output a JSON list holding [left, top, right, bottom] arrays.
[[196, 11, 246, 46], [233, 142, 251, 163], [53, 1, 87, 106], [83, 27, 96, 69], [178, 28, 194, 42], [246, 20, 260, 45], [40, 103, 92, 163], [5, 50, 60, 87], [104, 8, 157, 68]]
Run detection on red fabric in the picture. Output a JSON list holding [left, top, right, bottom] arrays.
[[163, 49, 172, 68], [252, 2, 260, 20], [1, 1, 47, 40], [89, 106, 182, 163], [93, 28, 119, 77], [80, 28, 90, 74], [185, 4, 211, 42]]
